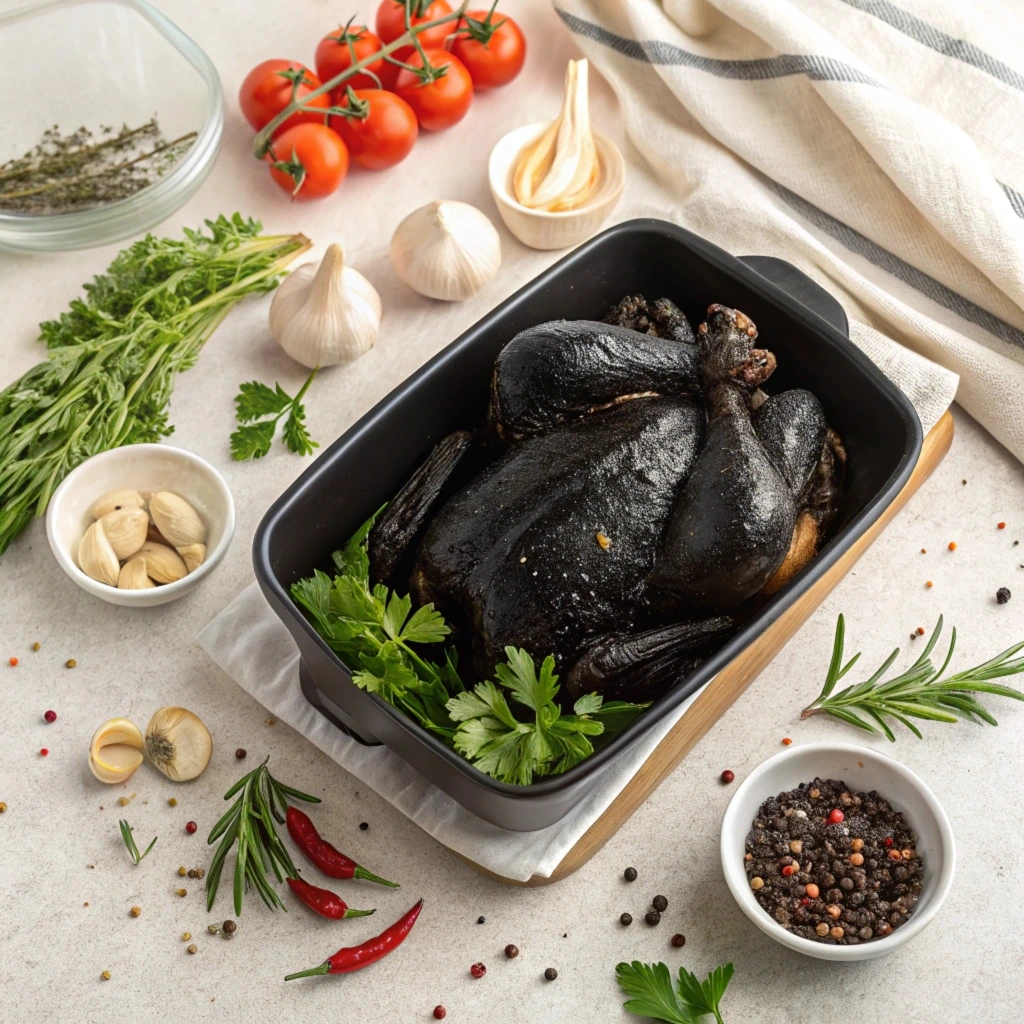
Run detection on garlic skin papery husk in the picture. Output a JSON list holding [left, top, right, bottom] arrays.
[[89, 718, 145, 784], [145, 707, 213, 782], [512, 59, 601, 212], [269, 243, 381, 369], [390, 200, 501, 302]]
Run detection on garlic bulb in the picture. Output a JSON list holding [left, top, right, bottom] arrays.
[[89, 718, 145, 784], [513, 59, 601, 212], [269, 243, 381, 369], [78, 521, 120, 586], [149, 491, 206, 549], [145, 707, 213, 782], [390, 200, 501, 301]]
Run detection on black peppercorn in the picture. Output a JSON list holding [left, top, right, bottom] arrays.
[[544, 968, 558, 981], [222, 919, 237, 936], [652, 895, 668, 912], [504, 944, 519, 959], [671, 934, 686, 947], [359, 822, 369, 831], [997, 587, 1011, 604], [624, 867, 637, 882], [620, 912, 632, 926], [234, 748, 246, 759], [645, 910, 661, 926], [477, 916, 485, 924]]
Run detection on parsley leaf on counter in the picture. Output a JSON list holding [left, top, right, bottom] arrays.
[[290, 510, 649, 784], [231, 367, 319, 460], [616, 961, 734, 1024]]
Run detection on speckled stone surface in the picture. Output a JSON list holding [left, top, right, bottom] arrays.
[[2, 2, 1023, 1021]]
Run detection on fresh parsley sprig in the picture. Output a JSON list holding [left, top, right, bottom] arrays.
[[801, 614, 1024, 740], [118, 819, 157, 865], [616, 960, 734, 1024], [230, 367, 320, 460]]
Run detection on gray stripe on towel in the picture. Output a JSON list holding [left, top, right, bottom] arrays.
[[837, 0, 1024, 94]]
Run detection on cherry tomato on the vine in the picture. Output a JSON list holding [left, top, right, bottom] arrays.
[[329, 89, 419, 170], [375, 0, 453, 88], [239, 60, 329, 136], [315, 25, 386, 91], [395, 49, 473, 132], [451, 8, 526, 89], [266, 123, 349, 200]]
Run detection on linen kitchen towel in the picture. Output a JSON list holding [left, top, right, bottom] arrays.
[[555, 0, 1024, 460]]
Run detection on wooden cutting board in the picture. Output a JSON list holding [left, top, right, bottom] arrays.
[[457, 410, 954, 886]]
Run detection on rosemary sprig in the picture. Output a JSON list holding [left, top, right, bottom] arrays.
[[801, 615, 1024, 740], [119, 819, 157, 864], [205, 757, 320, 915]]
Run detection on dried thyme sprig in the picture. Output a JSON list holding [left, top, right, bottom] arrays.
[[801, 615, 1024, 740], [205, 758, 320, 915], [119, 819, 157, 865]]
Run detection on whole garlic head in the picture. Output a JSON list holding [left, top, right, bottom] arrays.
[[269, 243, 381, 369], [390, 200, 501, 301], [145, 707, 213, 782]]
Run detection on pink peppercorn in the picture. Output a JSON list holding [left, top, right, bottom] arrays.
[[185, 821, 197, 834], [433, 1008, 447, 1020], [44, 710, 57, 723], [470, 962, 486, 979], [39, 748, 48, 756], [827, 808, 845, 824]]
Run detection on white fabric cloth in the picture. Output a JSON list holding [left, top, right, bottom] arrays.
[[556, 0, 1024, 457], [198, 582, 711, 881]]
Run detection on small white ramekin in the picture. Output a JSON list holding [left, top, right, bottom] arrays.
[[720, 742, 955, 961], [46, 444, 234, 607], [488, 122, 625, 251]]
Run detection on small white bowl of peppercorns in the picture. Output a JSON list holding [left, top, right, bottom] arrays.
[[720, 743, 955, 961]]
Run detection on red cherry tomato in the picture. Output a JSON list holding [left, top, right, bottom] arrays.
[[266, 123, 349, 200], [395, 50, 473, 132], [239, 60, 329, 136], [451, 9, 526, 89], [375, 0, 453, 49], [315, 25, 386, 91], [329, 89, 419, 170]]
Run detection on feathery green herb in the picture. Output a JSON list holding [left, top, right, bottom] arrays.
[[205, 757, 320, 915], [290, 510, 648, 784], [801, 614, 1024, 740], [616, 960, 734, 1023], [230, 367, 320, 460], [0, 215, 310, 556], [118, 819, 157, 865]]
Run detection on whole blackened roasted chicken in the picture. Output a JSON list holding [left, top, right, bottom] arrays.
[[368, 297, 844, 705]]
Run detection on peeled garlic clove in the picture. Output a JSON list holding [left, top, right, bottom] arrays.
[[149, 491, 207, 549], [177, 543, 206, 575], [145, 707, 212, 782], [78, 521, 120, 586], [88, 488, 145, 521], [118, 556, 155, 590], [137, 541, 187, 585], [269, 243, 382, 370], [99, 506, 150, 560], [89, 717, 145, 785], [390, 200, 501, 301]]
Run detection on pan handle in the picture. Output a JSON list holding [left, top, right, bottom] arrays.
[[738, 255, 849, 338]]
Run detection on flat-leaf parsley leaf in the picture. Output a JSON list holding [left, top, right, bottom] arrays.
[[231, 367, 319, 460], [616, 960, 734, 1024]]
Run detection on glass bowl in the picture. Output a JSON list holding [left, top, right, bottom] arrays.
[[0, 0, 223, 251]]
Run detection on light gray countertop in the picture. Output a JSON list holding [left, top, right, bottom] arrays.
[[2, 2, 1023, 1021]]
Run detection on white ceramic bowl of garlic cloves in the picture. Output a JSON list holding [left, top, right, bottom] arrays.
[[46, 444, 235, 607]]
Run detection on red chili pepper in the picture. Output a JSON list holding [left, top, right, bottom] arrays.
[[284, 899, 423, 980], [286, 806, 399, 887], [287, 876, 375, 921]]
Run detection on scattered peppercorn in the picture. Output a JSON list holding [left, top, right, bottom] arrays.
[[652, 895, 668, 913], [118, 797, 129, 807], [948, 542, 957, 551], [544, 968, 558, 981], [187, 868, 206, 879], [915, 627, 925, 636], [185, 821, 197, 834], [470, 962, 486, 979], [671, 934, 686, 948], [827, 808, 845, 824], [721, 769, 735, 784], [998, 522, 1006, 530], [8, 657, 18, 666], [43, 709, 57, 723], [925, 581, 933, 588], [0, 802, 6, 813], [750, 877, 764, 890], [208, 924, 219, 934], [182, 932, 191, 941], [433, 1008, 447, 1020], [187, 944, 197, 955], [66, 659, 76, 668], [920, 548, 926, 554], [620, 913, 632, 926], [130, 906, 141, 917], [623, 867, 637, 882], [504, 943, 519, 959], [176, 888, 187, 897], [32, 642, 40, 651], [997, 587, 1011, 604], [177, 865, 186, 876], [222, 919, 237, 936], [477, 915, 485, 924], [359, 822, 369, 831], [265, 718, 275, 726], [39, 748, 48, 756], [101, 970, 111, 980], [805, 883, 820, 898], [234, 748, 246, 759], [645, 910, 661, 926], [781, 737, 792, 746]]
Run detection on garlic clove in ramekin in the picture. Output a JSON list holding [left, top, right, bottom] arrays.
[[89, 718, 145, 784], [145, 707, 212, 782]]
